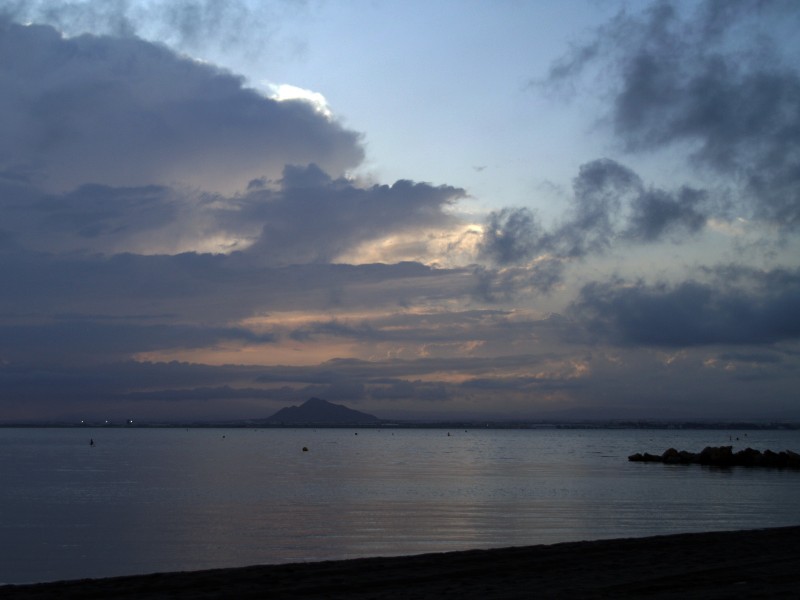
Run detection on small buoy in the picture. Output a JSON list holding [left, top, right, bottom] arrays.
[[302, 446, 308, 452]]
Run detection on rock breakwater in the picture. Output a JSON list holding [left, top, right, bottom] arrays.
[[628, 446, 800, 469]]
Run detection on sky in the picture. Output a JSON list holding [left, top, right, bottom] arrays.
[[1, 0, 799, 423]]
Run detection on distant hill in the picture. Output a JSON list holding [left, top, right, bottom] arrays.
[[264, 397, 380, 425]]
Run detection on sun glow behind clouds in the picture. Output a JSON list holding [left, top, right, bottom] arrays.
[[335, 224, 484, 266], [133, 338, 362, 367], [266, 82, 333, 119]]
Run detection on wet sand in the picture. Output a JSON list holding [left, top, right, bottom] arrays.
[[2, 526, 799, 599]]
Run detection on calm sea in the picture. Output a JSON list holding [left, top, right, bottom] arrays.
[[1, 426, 799, 584]]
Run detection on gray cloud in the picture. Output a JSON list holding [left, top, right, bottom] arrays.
[[546, 0, 800, 227], [471, 262, 566, 300], [2, 4, 799, 422], [717, 351, 782, 365], [1, 236, 522, 393], [0, 182, 185, 254], [559, 158, 638, 256], [478, 158, 711, 292], [0, 360, 262, 400], [0, 319, 276, 365], [0, 20, 461, 262], [0, 18, 361, 193], [564, 159, 712, 248], [0, 0, 298, 63], [0, 166, 464, 262], [478, 207, 547, 265], [0, 16, 470, 333], [244, 164, 465, 266], [623, 186, 707, 242], [0, 248, 482, 328], [570, 267, 800, 347]]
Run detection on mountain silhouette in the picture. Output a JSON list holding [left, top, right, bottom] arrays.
[[265, 397, 380, 425]]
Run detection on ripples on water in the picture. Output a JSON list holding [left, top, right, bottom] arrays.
[[1, 427, 799, 583]]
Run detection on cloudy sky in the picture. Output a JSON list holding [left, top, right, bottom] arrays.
[[1, 0, 799, 423]]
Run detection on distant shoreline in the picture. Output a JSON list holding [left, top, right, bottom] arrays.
[[4, 526, 800, 598], [2, 420, 800, 430]]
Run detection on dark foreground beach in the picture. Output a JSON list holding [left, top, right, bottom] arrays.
[[3, 526, 799, 599]]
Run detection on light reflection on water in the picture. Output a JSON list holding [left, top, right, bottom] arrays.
[[1, 427, 799, 583]]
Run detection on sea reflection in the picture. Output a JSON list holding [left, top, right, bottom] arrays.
[[1, 427, 799, 583]]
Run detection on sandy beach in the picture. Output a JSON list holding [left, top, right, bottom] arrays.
[[2, 526, 799, 599]]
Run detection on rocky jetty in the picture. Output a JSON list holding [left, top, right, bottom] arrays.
[[628, 446, 800, 469]]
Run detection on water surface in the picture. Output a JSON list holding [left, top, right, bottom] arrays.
[[1, 427, 799, 584]]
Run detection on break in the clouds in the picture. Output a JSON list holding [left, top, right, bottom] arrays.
[[1, 1, 799, 423]]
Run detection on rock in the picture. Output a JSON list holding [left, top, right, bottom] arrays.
[[628, 452, 661, 462], [763, 449, 781, 467], [628, 446, 800, 469], [735, 447, 764, 467], [784, 450, 800, 469], [661, 448, 681, 464], [698, 446, 734, 466]]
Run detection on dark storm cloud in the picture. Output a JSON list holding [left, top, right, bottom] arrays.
[[623, 186, 707, 242], [0, 319, 276, 365], [560, 158, 635, 255], [545, 0, 800, 227], [571, 267, 800, 347], [0, 248, 479, 327], [0, 13, 471, 357], [3, 3, 797, 422], [478, 207, 548, 265], [244, 165, 465, 265], [0, 18, 362, 192], [1, 165, 464, 261], [0, 360, 297, 422], [0, 181, 183, 254], [563, 159, 711, 247], [37, 185, 174, 239], [0, 18, 461, 260], [4, 351, 555, 417]]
